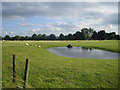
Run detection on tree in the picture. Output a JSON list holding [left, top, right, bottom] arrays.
[[2, 28, 119, 41], [106, 33, 110, 40], [81, 28, 93, 40], [38, 34, 42, 40], [4, 35, 11, 40], [32, 34, 38, 40], [116, 35, 120, 40], [14, 35, 20, 40], [59, 33, 65, 40], [20, 36, 25, 40], [24, 36, 29, 40], [42, 34, 47, 40], [67, 33, 73, 40], [11, 36, 16, 40], [92, 31, 98, 40], [64, 35, 68, 40], [97, 30, 106, 40], [49, 34, 56, 40], [73, 31, 84, 40], [106, 32, 116, 40]]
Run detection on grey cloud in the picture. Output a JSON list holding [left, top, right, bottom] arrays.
[[2, 2, 118, 27], [105, 13, 118, 25], [2, 2, 118, 35], [2, 2, 117, 19]]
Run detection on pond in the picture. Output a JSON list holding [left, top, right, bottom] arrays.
[[47, 46, 120, 60]]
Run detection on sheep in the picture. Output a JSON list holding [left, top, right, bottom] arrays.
[[34, 44, 41, 48], [38, 45, 41, 48], [25, 43, 30, 46]]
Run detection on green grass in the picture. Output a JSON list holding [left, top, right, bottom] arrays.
[[2, 40, 119, 88]]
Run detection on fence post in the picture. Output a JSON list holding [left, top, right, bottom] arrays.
[[13, 54, 16, 83], [23, 59, 29, 88]]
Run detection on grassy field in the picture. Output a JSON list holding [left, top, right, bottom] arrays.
[[2, 40, 119, 88]]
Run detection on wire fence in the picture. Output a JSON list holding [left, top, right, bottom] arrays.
[[12, 54, 30, 88]]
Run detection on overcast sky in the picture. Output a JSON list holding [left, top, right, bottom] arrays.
[[2, 2, 118, 36]]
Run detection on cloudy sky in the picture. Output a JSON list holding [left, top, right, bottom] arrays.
[[2, 2, 118, 36]]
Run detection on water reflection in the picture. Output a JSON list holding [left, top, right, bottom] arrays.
[[82, 47, 93, 51], [48, 46, 119, 60]]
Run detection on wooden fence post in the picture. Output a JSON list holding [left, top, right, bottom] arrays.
[[13, 54, 16, 83], [23, 59, 29, 88]]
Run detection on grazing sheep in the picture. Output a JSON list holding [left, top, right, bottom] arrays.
[[25, 43, 29, 46], [38, 45, 41, 48], [34, 45, 41, 48]]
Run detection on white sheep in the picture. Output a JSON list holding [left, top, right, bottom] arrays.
[[25, 43, 29, 46], [38, 45, 41, 48], [34, 45, 41, 48]]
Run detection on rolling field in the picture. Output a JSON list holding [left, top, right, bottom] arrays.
[[2, 40, 119, 88]]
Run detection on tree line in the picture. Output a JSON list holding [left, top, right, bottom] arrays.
[[1, 28, 120, 40]]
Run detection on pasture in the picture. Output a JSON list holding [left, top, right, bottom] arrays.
[[2, 40, 119, 88]]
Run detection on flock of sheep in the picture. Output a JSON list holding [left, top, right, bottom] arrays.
[[25, 43, 41, 48]]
